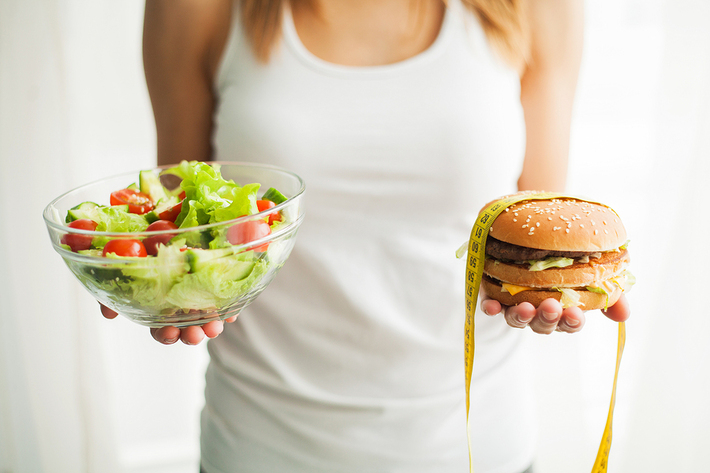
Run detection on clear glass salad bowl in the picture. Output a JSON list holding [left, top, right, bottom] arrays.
[[43, 162, 305, 328]]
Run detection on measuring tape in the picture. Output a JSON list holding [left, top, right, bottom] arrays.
[[463, 192, 626, 473]]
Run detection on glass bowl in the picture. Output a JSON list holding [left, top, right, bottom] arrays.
[[43, 162, 305, 328]]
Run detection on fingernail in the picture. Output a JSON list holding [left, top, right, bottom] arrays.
[[542, 311, 558, 322], [566, 318, 580, 327], [164, 337, 178, 344]]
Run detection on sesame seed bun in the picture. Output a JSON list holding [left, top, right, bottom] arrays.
[[488, 198, 627, 252]]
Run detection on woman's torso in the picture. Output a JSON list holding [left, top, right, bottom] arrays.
[[201, 2, 536, 472]]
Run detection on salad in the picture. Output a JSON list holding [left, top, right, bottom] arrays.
[[57, 160, 292, 317]]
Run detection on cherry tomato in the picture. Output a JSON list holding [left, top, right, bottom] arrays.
[[110, 188, 154, 214], [158, 200, 183, 222], [142, 220, 179, 256], [256, 199, 282, 226], [102, 239, 147, 258], [227, 219, 271, 252], [61, 219, 98, 252]]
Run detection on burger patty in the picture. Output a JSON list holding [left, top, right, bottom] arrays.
[[485, 237, 603, 261]]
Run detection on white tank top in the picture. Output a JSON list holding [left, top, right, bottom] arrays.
[[202, 2, 536, 472]]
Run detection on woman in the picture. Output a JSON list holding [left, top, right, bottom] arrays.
[[103, 0, 630, 471]]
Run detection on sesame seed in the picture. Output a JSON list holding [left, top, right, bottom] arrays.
[[565, 228, 570, 233], [522, 224, 528, 228], [604, 229, 608, 234], [580, 224, 585, 228], [505, 208, 509, 212], [553, 226, 560, 231], [548, 217, 552, 221], [603, 221, 607, 225], [513, 218, 517, 222], [594, 229, 599, 235], [536, 222, 540, 227], [591, 220, 596, 225], [528, 231, 535, 235]]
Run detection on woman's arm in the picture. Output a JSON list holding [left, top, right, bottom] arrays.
[[482, 0, 630, 333], [101, 0, 234, 345], [518, 0, 584, 193], [143, 0, 231, 166]]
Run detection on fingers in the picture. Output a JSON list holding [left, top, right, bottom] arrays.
[[484, 298, 587, 334], [149, 317, 233, 346], [201, 320, 224, 338], [504, 302, 536, 329], [481, 299, 503, 317], [602, 294, 630, 322], [556, 306, 585, 334], [180, 325, 206, 345], [150, 326, 181, 345], [100, 303, 119, 319]]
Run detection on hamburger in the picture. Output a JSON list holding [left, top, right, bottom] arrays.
[[481, 194, 633, 310]]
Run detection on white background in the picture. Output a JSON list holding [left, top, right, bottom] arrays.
[[1, 1, 709, 472]]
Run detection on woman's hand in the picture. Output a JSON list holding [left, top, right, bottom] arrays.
[[480, 294, 630, 334], [100, 304, 237, 345]]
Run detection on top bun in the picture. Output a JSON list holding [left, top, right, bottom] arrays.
[[488, 196, 627, 251]]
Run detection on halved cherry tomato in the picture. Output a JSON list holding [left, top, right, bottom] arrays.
[[61, 219, 98, 252], [256, 199, 282, 226], [102, 239, 147, 257], [110, 189, 154, 214], [227, 219, 271, 252], [142, 220, 179, 256], [158, 200, 183, 222]]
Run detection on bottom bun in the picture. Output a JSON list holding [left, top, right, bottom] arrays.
[[481, 279, 622, 311]]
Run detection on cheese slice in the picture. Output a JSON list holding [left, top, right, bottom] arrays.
[[501, 283, 534, 295]]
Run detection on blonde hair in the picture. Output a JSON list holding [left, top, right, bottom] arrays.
[[240, 0, 530, 69]]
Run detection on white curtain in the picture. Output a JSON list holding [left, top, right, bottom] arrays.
[[1, 1, 708, 472], [528, 1, 710, 472], [0, 2, 208, 473]]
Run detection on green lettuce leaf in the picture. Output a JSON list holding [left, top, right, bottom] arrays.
[[91, 207, 150, 248], [528, 257, 574, 271], [165, 251, 267, 310], [164, 161, 260, 228], [102, 243, 190, 310]]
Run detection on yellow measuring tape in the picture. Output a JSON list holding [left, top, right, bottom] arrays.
[[464, 192, 626, 473]]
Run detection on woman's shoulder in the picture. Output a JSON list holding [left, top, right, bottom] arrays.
[[143, 0, 233, 82]]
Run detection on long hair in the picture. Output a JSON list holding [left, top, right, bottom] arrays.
[[239, 0, 530, 69]]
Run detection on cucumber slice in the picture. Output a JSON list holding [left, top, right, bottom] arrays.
[[66, 202, 129, 223], [126, 182, 139, 191], [185, 247, 256, 279], [261, 187, 287, 204], [139, 170, 168, 203], [77, 249, 104, 257], [66, 202, 100, 223], [185, 247, 234, 272]]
